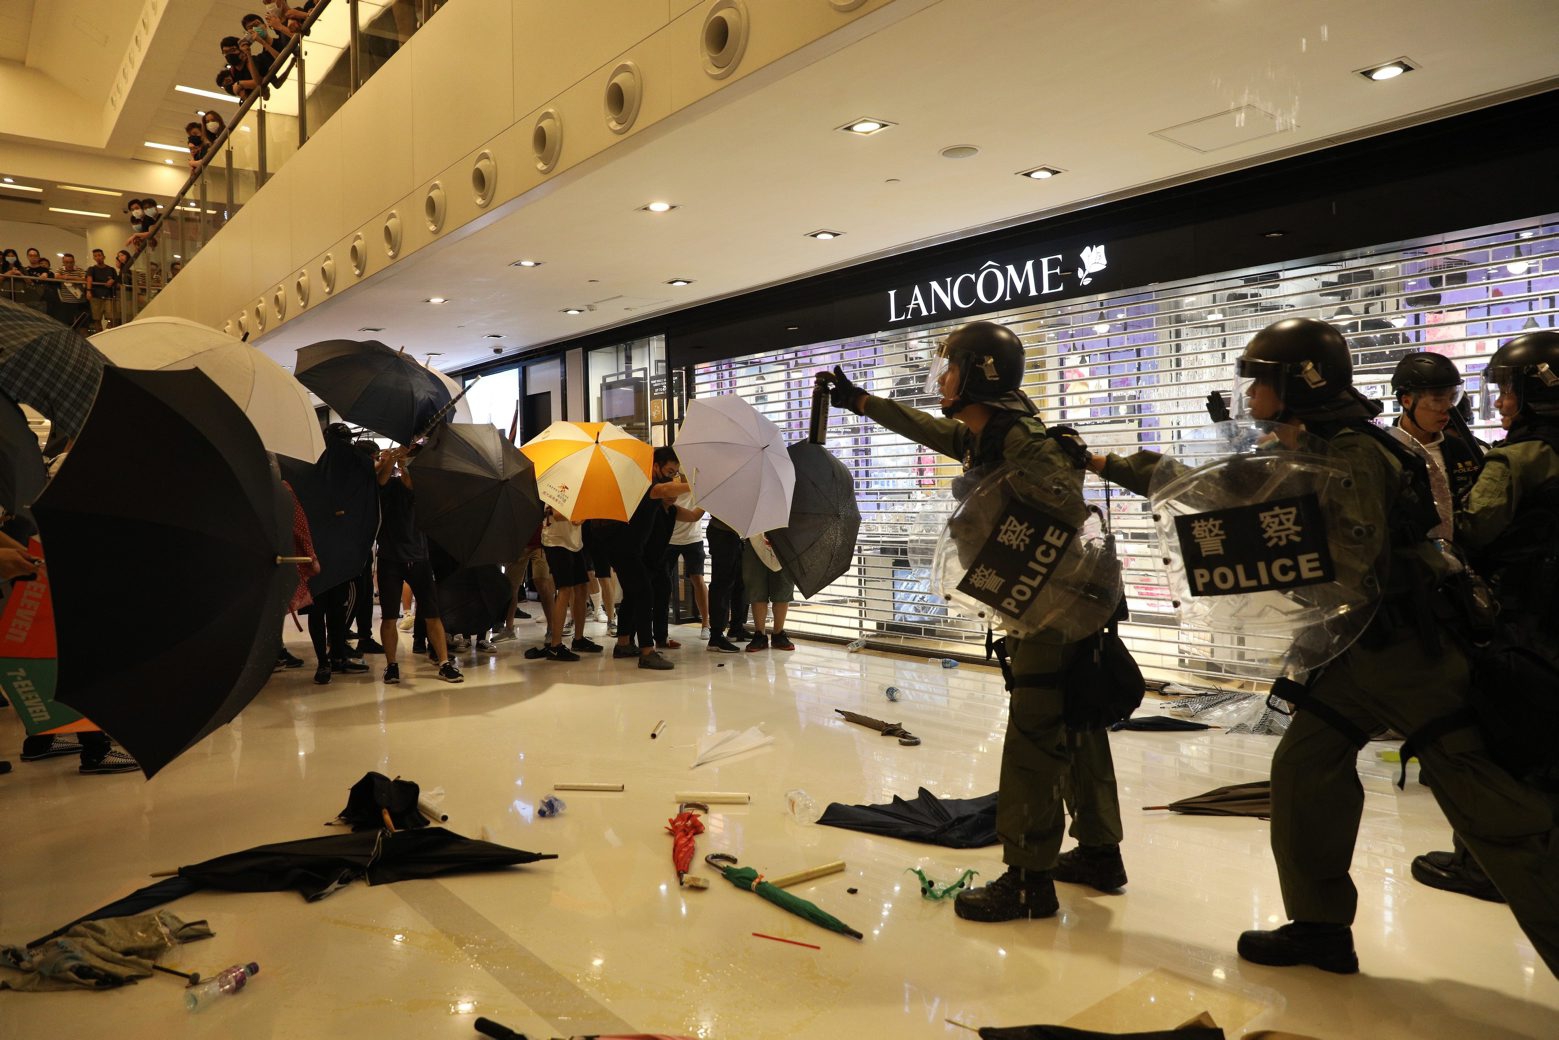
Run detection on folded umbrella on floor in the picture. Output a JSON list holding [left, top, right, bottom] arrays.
[[816, 786, 998, 848], [1110, 717, 1213, 732], [1143, 780, 1271, 819], [30, 828, 556, 947], [0, 393, 45, 526], [0, 297, 107, 439], [276, 436, 379, 595], [835, 708, 919, 746], [674, 395, 795, 538], [768, 386, 859, 598], [705, 853, 862, 940], [1, 910, 212, 992], [32, 367, 301, 778], [294, 339, 451, 444], [411, 421, 543, 569], [92, 316, 324, 463], [690, 726, 773, 768], [974, 1023, 1226, 1039], [336, 771, 429, 832]]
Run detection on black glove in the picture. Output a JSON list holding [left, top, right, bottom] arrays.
[[1206, 390, 1230, 423], [818, 366, 865, 412], [1047, 424, 1090, 470]]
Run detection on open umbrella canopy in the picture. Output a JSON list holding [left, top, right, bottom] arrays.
[[521, 421, 651, 522], [436, 564, 513, 635], [675, 395, 795, 538], [816, 786, 998, 848], [92, 316, 324, 462], [0, 297, 107, 439], [411, 421, 542, 568], [294, 339, 451, 444], [706, 854, 862, 940], [1143, 780, 1272, 819], [768, 387, 859, 598], [0, 393, 45, 523], [276, 436, 379, 595], [32, 367, 297, 778]]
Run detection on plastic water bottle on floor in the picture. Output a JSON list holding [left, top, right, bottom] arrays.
[[185, 962, 259, 1010], [785, 788, 822, 825], [928, 657, 958, 668], [885, 686, 901, 702], [845, 637, 866, 653], [538, 795, 566, 818]]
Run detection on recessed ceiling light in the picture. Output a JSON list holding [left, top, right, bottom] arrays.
[[1357, 58, 1416, 82], [510, 259, 544, 267], [176, 84, 240, 103], [59, 184, 123, 197], [562, 307, 586, 315], [173, 254, 182, 259], [143, 141, 189, 152], [806, 230, 844, 240], [940, 145, 980, 160], [0, 181, 43, 193], [666, 278, 694, 286], [1017, 165, 1063, 180], [425, 297, 448, 304], [838, 117, 895, 136], [641, 201, 677, 213], [48, 207, 111, 218]]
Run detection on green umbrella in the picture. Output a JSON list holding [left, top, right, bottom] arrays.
[[705, 853, 862, 940]]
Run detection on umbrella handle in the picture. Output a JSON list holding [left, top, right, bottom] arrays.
[[705, 851, 738, 869], [277, 555, 312, 564], [381, 807, 396, 833]]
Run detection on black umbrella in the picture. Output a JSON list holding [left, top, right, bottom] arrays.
[[817, 786, 998, 848], [277, 436, 379, 595], [32, 367, 303, 778], [436, 564, 513, 635], [0, 392, 46, 524], [976, 1023, 1226, 1039], [0, 297, 107, 438], [30, 828, 556, 947], [768, 386, 860, 598], [409, 421, 542, 569], [336, 771, 429, 832], [1109, 716, 1213, 732], [294, 339, 451, 444]]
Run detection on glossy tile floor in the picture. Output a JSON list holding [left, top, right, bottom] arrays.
[[3, 616, 1557, 1039]]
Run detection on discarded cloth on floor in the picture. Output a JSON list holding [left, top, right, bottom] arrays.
[[1, 910, 211, 991]]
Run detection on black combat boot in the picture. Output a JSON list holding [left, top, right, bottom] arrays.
[[1238, 922, 1358, 974], [1411, 848, 1505, 904], [952, 866, 1058, 922], [1052, 844, 1128, 891]]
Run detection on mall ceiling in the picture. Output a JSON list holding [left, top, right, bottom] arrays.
[[4, 1, 1558, 373]]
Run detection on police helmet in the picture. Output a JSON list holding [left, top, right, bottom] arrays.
[[1486, 330, 1559, 417], [1236, 318, 1353, 412], [1390, 352, 1462, 396], [927, 321, 1035, 415]]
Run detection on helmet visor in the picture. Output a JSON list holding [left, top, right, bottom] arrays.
[[924, 340, 960, 398], [1233, 356, 1288, 421]]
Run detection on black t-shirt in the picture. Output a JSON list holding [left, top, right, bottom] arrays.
[[21, 264, 50, 278], [376, 477, 427, 563], [630, 485, 676, 555], [86, 264, 117, 298]]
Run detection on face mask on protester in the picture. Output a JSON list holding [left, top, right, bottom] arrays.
[[206, 120, 221, 133]]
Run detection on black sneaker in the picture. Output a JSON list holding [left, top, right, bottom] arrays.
[[524, 645, 549, 660], [313, 665, 333, 685], [383, 662, 401, 685], [707, 636, 741, 654], [745, 633, 769, 653], [79, 749, 139, 775], [638, 650, 674, 670], [1052, 844, 1128, 892], [438, 661, 465, 683], [770, 631, 795, 651], [1411, 848, 1505, 903], [278, 649, 305, 669], [411, 639, 427, 655], [20, 736, 83, 761], [570, 637, 604, 654], [953, 866, 1058, 922], [356, 638, 385, 655], [612, 644, 640, 659], [546, 644, 581, 662], [332, 658, 370, 674], [728, 627, 754, 641], [514, 607, 532, 620], [1237, 922, 1358, 974]]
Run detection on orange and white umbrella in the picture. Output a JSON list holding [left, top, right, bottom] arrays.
[[519, 421, 652, 522]]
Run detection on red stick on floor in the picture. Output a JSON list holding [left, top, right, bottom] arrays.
[[751, 932, 821, 950]]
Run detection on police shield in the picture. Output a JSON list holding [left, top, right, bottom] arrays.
[[933, 464, 1122, 641], [1148, 420, 1380, 678]]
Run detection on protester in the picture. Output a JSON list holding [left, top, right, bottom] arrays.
[[374, 445, 461, 684], [664, 484, 710, 639]]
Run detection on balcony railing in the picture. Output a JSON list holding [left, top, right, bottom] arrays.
[[116, 0, 451, 327]]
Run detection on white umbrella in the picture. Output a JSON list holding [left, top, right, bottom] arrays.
[[675, 395, 795, 538], [92, 317, 324, 462], [691, 726, 774, 768]]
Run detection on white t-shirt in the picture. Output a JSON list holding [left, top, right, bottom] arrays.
[[669, 491, 703, 546], [541, 512, 584, 552]]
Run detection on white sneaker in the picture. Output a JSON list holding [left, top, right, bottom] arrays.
[[594, 608, 608, 623], [699, 627, 711, 640], [397, 614, 415, 632]]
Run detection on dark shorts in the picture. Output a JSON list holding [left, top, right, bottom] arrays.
[[665, 541, 706, 576], [544, 545, 590, 588], [376, 557, 439, 620], [582, 522, 613, 576]]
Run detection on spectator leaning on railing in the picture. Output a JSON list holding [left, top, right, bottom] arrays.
[[86, 249, 118, 331]]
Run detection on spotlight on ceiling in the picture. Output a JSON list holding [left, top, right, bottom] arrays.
[[1016, 165, 1063, 180], [510, 259, 544, 267], [666, 278, 694, 287], [1357, 58, 1416, 82], [640, 201, 677, 213], [838, 117, 895, 136], [806, 230, 844, 240]]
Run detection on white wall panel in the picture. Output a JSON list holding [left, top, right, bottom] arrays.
[[337, 61, 416, 231], [285, 117, 346, 269], [510, 0, 672, 119], [412, 0, 515, 186]]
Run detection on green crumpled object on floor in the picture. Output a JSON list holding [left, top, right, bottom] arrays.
[[0, 910, 212, 991], [907, 866, 978, 900]]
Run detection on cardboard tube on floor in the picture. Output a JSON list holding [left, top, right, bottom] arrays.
[[554, 782, 625, 792], [673, 791, 749, 804], [768, 860, 847, 889]]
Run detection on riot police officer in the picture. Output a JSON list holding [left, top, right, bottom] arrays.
[[1205, 318, 1556, 976], [819, 321, 1128, 922]]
